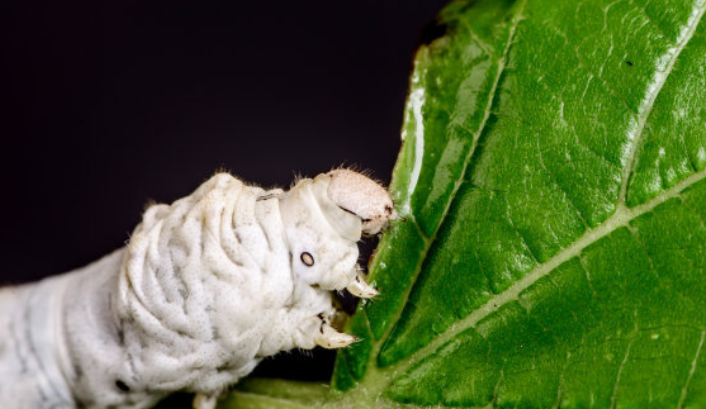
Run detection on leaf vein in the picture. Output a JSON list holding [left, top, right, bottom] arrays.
[[677, 329, 706, 409], [389, 169, 706, 376], [618, 2, 706, 205], [609, 310, 639, 409], [367, 0, 530, 373]]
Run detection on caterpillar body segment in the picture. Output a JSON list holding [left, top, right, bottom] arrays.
[[0, 170, 397, 409]]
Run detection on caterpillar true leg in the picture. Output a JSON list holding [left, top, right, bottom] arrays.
[[345, 268, 378, 299], [0, 169, 398, 409], [192, 391, 223, 409], [315, 323, 357, 349]]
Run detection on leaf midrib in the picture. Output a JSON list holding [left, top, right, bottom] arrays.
[[379, 0, 706, 382]]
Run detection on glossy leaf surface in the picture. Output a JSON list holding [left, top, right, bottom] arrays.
[[224, 0, 706, 407]]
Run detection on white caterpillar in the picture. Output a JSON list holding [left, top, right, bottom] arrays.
[[0, 169, 398, 409]]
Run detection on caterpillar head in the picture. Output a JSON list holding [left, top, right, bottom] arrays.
[[279, 169, 398, 291], [326, 169, 399, 236]]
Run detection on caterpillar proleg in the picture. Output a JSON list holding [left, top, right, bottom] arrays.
[[0, 169, 398, 409]]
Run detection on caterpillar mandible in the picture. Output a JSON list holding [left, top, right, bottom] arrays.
[[0, 169, 399, 409]]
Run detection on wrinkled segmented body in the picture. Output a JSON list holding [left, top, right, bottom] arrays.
[[0, 171, 395, 409], [0, 273, 79, 408]]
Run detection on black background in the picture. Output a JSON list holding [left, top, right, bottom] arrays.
[[1, 0, 448, 389]]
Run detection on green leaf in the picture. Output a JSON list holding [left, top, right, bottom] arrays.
[[219, 379, 332, 409], [223, 0, 706, 407]]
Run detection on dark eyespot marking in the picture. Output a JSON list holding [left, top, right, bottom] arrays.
[[115, 380, 130, 393], [384, 205, 393, 214], [301, 252, 315, 266]]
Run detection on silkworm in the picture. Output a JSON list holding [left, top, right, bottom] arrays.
[[0, 169, 398, 409]]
